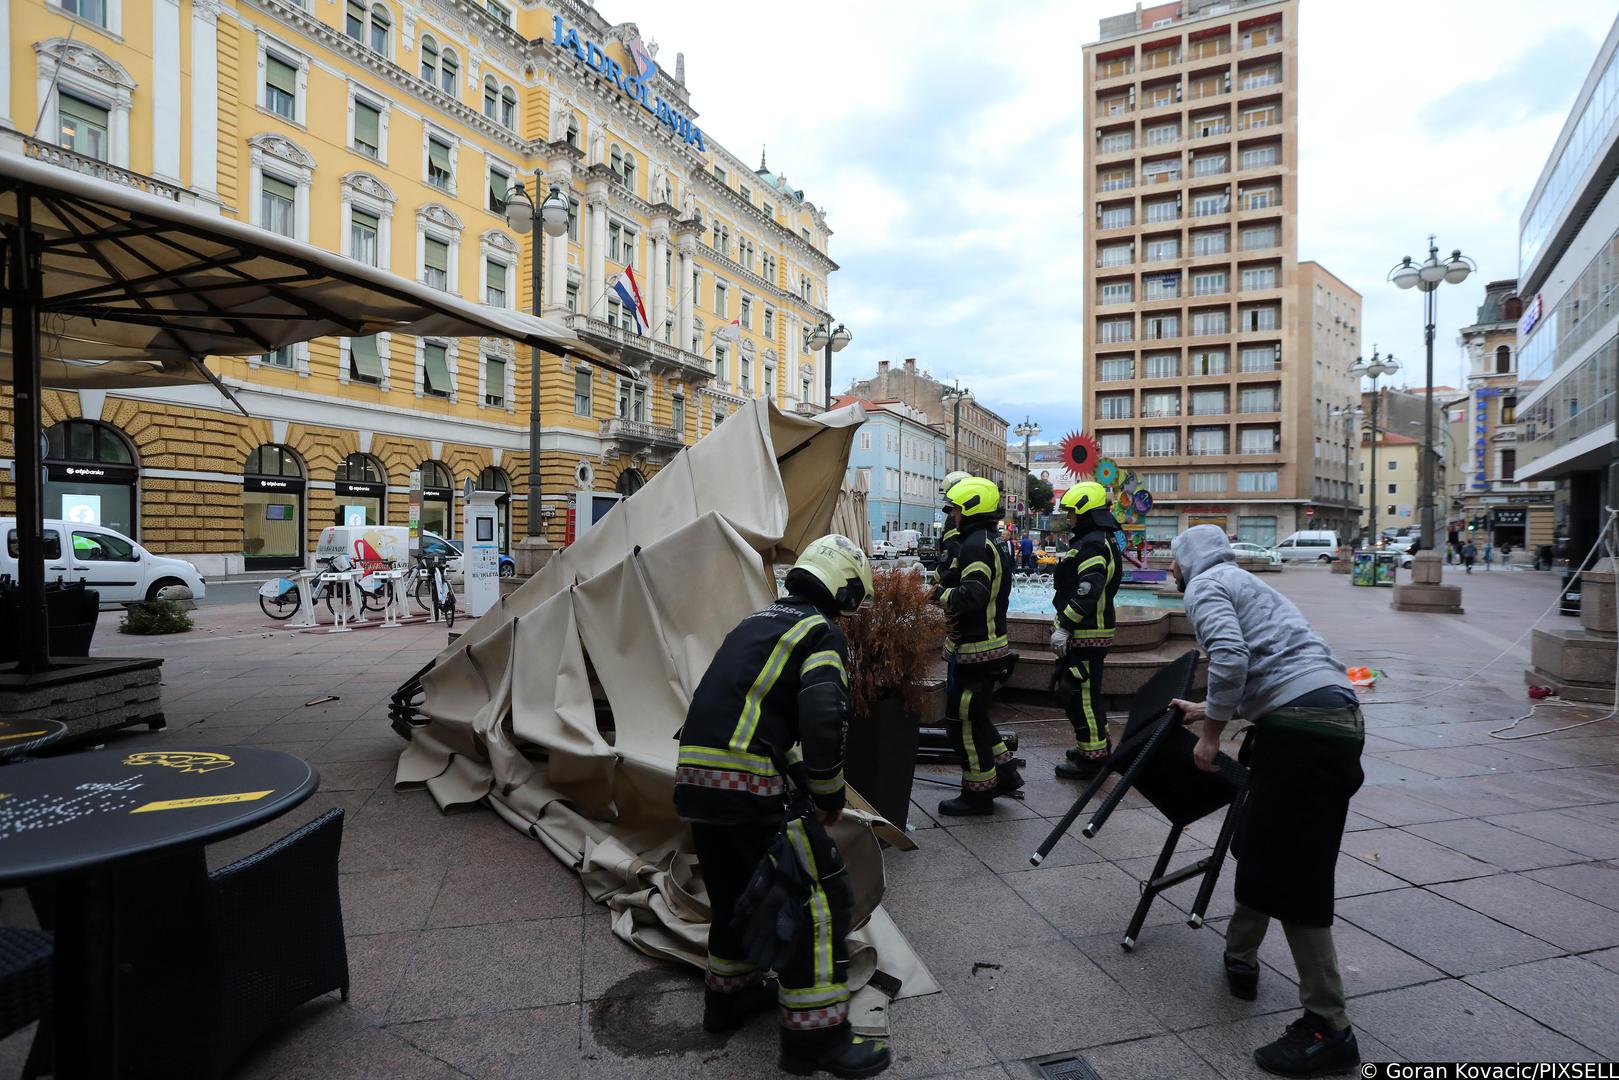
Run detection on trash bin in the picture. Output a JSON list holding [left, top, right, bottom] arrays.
[[0, 580, 100, 661]]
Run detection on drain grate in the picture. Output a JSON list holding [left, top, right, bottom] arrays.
[[1037, 1056, 1104, 1080]]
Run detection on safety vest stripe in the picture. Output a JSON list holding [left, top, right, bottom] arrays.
[[986, 545, 1003, 642], [729, 615, 824, 753], [807, 770, 843, 795], [955, 634, 1009, 655], [707, 954, 757, 976], [1075, 555, 1106, 574], [677, 745, 778, 773], [800, 650, 847, 683], [786, 820, 834, 989], [778, 984, 849, 1007]]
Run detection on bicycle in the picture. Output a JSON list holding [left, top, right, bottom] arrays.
[[258, 553, 387, 621], [411, 553, 457, 628]]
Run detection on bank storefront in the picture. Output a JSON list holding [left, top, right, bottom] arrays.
[[43, 419, 139, 537], [243, 445, 306, 570]]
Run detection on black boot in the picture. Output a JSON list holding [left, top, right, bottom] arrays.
[[702, 980, 776, 1034], [936, 791, 995, 817], [780, 1023, 892, 1078], [1223, 954, 1259, 1001], [1055, 751, 1109, 781], [995, 762, 1025, 795], [1253, 1012, 1360, 1078]]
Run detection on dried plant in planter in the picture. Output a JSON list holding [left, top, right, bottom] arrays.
[[843, 568, 947, 718]]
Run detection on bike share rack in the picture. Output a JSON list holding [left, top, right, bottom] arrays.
[[285, 569, 324, 629], [320, 568, 363, 633], [376, 568, 410, 627]]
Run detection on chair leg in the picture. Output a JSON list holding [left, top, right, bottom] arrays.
[[1084, 714, 1175, 838], [1122, 824, 1183, 951], [1188, 775, 1249, 928]]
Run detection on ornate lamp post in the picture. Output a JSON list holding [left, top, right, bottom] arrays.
[[1329, 404, 1364, 543], [504, 173, 571, 574], [1390, 238, 1475, 551], [942, 382, 973, 473], [805, 321, 851, 408], [1014, 416, 1041, 531], [1350, 351, 1400, 548]]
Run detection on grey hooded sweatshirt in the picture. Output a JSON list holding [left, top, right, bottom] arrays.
[[1171, 525, 1352, 723]]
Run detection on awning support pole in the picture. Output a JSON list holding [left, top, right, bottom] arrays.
[[6, 193, 52, 673]]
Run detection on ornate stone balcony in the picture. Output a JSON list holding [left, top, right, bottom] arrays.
[[561, 314, 713, 384]]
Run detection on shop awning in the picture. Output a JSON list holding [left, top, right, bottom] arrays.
[[0, 151, 630, 386]]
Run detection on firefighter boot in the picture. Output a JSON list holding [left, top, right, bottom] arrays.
[[780, 1023, 892, 1078], [936, 791, 995, 817], [702, 980, 777, 1034]]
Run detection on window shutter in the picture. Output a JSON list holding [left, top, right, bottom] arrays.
[[486, 260, 505, 291], [355, 101, 381, 146], [350, 335, 385, 380], [425, 238, 448, 273], [484, 356, 505, 397], [60, 94, 110, 130], [489, 169, 508, 206], [267, 56, 298, 96], [262, 175, 296, 202], [424, 344, 451, 393], [428, 138, 451, 173]]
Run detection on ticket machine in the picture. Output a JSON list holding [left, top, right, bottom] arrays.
[[462, 488, 503, 617]]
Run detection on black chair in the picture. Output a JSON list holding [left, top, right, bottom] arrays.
[[0, 927, 52, 1078], [1031, 650, 1250, 950], [52, 807, 352, 1079]]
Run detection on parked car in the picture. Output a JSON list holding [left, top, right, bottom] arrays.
[[1, 518, 207, 607], [1229, 541, 1282, 565], [444, 538, 516, 577], [917, 537, 941, 570], [1274, 530, 1341, 564], [870, 540, 899, 559]]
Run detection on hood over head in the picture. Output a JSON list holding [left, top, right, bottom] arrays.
[[1171, 524, 1236, 583]]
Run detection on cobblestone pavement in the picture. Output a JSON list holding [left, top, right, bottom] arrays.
[[4, 563, 1616, 1078]]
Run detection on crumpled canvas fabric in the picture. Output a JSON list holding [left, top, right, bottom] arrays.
[[395, 398, 939, 1033]]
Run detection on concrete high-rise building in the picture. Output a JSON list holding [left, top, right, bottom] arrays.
[[1298, 261, 1363, 542], [1084, 0, 1353, 551], [847, 359, 1009, 495]]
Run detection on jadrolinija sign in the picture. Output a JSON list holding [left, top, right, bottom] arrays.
[[552, 18, 706, 151]]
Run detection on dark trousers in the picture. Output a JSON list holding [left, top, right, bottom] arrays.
[[1060, 648, 1110, 755], [948, 661, 1012, 792], [690, 816, 852, 1031]]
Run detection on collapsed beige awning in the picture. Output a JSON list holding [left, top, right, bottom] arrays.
[[0, 150, 628, 390]]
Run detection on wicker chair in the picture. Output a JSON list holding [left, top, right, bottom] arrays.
[[0, 927, 51, 1078]]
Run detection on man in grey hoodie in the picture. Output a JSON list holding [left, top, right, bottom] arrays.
[[1168, 525, 1365, 1078]]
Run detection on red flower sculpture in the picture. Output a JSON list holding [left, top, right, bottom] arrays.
[[1059, 431, 1101, 478]]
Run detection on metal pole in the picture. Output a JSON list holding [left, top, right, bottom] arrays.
[[823, 339, 833, 407], [1023, 430, 1032, 532], [1421, 276, 1437, 550], [7, 197, 50, 673], [952, 397, 961, 472], [1342, 411, 1352, 543], [527, 169, 544, 540], [1369, 386, 1380, 546]]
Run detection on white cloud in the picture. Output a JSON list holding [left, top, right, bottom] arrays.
[[612, 0, 1616, 435]]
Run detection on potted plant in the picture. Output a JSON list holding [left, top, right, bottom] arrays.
[[841, 568, 947, 830]]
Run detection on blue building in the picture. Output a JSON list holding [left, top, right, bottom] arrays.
[[837, 396, 948, 547]]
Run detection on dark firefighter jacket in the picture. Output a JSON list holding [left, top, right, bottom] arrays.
[[1053, 522, 1122, 644], [674, 597, 850, 824], [936, 517, 1013, 663]]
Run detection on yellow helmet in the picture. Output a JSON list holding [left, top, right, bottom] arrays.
[[944, 476, 1000, 518], [789, 534, 874, 616], [939, 470, 972, 503], [1060, 481, 1109, 516]]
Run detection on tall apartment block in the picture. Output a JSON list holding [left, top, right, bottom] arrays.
[[1084, 0, 1342, 549]]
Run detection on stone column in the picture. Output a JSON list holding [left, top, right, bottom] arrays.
[[585, 183, 608, 317], [153, 0, 182, 182], [650, 214, 670, 340], [676, 233, 696, 353], [189, 0, 220, 198]]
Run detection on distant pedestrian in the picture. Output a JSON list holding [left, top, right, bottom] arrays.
[[1019, 533, 1035, 572], [1483, 542, 1494, 571], [1462, 540, 1477, 573], [1501, 543, 1513, 568]]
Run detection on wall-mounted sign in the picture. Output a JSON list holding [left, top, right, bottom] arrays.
[[552, 18, 706, 151], [48, 462, 138, 484], [1518, 293, 1543, 338], [244, 476, 303, 493], [1491, 507, 1527, 527], [61, 493, 102, 525]]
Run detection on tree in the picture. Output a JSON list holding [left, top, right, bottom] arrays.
[[1026, 474, 1054, 515]]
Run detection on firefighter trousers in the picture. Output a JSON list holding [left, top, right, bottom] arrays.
[[949, 661, 1014, 793], [690, 815, 853, 1031], [1060, 648, 1111, 755]]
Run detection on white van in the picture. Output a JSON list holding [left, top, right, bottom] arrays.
[[315, 525, 464, 579], [1274, 530, 1341, 564], [1, 519, 207, 606]]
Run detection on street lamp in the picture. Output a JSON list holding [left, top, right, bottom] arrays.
[[942, 382, 973, 472], [504, 173, 570, 568], [1390, 238, 1474, 551], [1329, 404, 1364, 542], [1014, 416, 1041, 531], [805, 321, 851, 407], [1350, 350, 1401, 546]]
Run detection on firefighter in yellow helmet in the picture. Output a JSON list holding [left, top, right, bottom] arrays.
[[935, 469, 973, 698], [930, 476, 1023, 815], [674, 534, 891, 1078], [1050, 481, 1124, 780]]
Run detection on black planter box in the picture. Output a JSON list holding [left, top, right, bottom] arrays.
[[844, 694, 921, 831]]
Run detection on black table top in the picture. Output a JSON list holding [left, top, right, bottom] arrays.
[[0, 746, 317, 885], [0, 719, 68, 761]]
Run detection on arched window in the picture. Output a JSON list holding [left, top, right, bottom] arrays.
[[621, 150, 636, 191], [477, 466, 509, 492], [478, 466, 511, 549], [420, 460, 453, 489], [1495, 344, 1511, 374], [483, 76, 499, 120], [440, 49, 459, 96], [242, 444, 304, 567], [500, 86, 517, 129], [419, 35, 438, 82], [334, 453, 386, 526], [48, 419, 135, 467], [419, 461, 455, 538], [245, 444, 301, 477], [616, 468, 645, 495], [369, 5, 391, 55], [566, 117, 579, 149], [610, 145, 623, 176], [335, 452, 384, 484]]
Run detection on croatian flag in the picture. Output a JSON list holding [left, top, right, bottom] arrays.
[[612, 267, 650, 336], [713, 319, 741, 343]]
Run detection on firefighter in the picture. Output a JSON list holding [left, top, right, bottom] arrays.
[[935, 469, 972, 696], [674, 534, 891, 1079], [1050, 481, 1124, 781], [931, 476, 1022, 816]]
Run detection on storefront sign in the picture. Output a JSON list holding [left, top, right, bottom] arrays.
[[1518, 293, 1543, 338], [552, 18, 706, 150], [1490, 507, 1527, 527], [339, 482, 383, 497], [422, 487, 453, 501], [62, 493, 102, 525], [244, 476, 304, 493], [1471, 390, 1493, 490], [48, 462, 138, 484]]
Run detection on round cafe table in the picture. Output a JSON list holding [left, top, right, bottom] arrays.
[[0, 718, 68, 762], [0, 745, 318, 1078]]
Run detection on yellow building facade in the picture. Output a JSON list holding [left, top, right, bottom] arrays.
[[1, 0, 838, 573]]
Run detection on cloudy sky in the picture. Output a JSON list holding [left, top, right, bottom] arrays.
[[623, 0, 1614, 441]]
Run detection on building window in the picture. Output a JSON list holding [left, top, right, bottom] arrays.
[[1244, 306, 1280, 332], [715, 280, 728, 317], [1100, 131, 1133, 153], [487, 0, 513, 25], [1239, 386, 1279, 413], [1240, 145, 1279, 169], [440, 49, 459, 95], [1099, 243, 1133, 267], [56, 0, 109, 26], [1241, 344, 1279, 372], [352, 98, 383, 159], [350, 209, 379, 266], [1144, 430, 1178, 456], [349, 335, 385, 384], [565, 282, 579, 312], [1191, 389, 1228, 416], [1193, 192, 1229, 216], [1191, 310, 1228, 335], [261, 173, 296, 237], [714, 343, 728, 378], [422, 341, 451, 397], [1189, 427, 1227, 455], [1192, 350, 1230, 376], [1242, 187, 1277, 211], [1237, 516, 1277, 546], [1237, 470, 1279, 493], [1099, 432, 1132, 456], [420, 35, 440, 82], [1495, 346, 1512, 374], [1192, 270, 1227, 295], [1100, 206, 1134, 229], [740, 296, 753, 329], [1144, 353, 1179, 379], [1500, 449, 1516, 480], [1501, 395, 1517, 424], [1239, 427, 1277, 454], [1098, 393, 1133, 420], [1099, 357, 1135, 381], [484, 356, 506, 407], [483, 76, 499, 121], [486, 259, 508, 306], [566, 196, 580, 241], [574, 369, 592, 415], [427, 136, 453, 190], [346, 1, 391, 55], [763, 307, 775, 338], [1099, 318, 1133, 344], [1241, 266, 1279, 290], [265, 345, 296, 369], [1101, 281, 1133, 305], [1189, 472, 1227, 493], [423, 237, 449, 290], [487, 164, 510, 215], [266, 56, 297, 120], [673, 394, 686, 431], [57, 93, 109, 161], [1240, 225, 1278, 251]]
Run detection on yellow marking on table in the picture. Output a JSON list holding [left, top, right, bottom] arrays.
[[130, 790, 274, 814], [123, 751, 235, 774], [0, 730, 49, 742]]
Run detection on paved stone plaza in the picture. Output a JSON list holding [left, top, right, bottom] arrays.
[[3, 562, 1617, 1078]]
